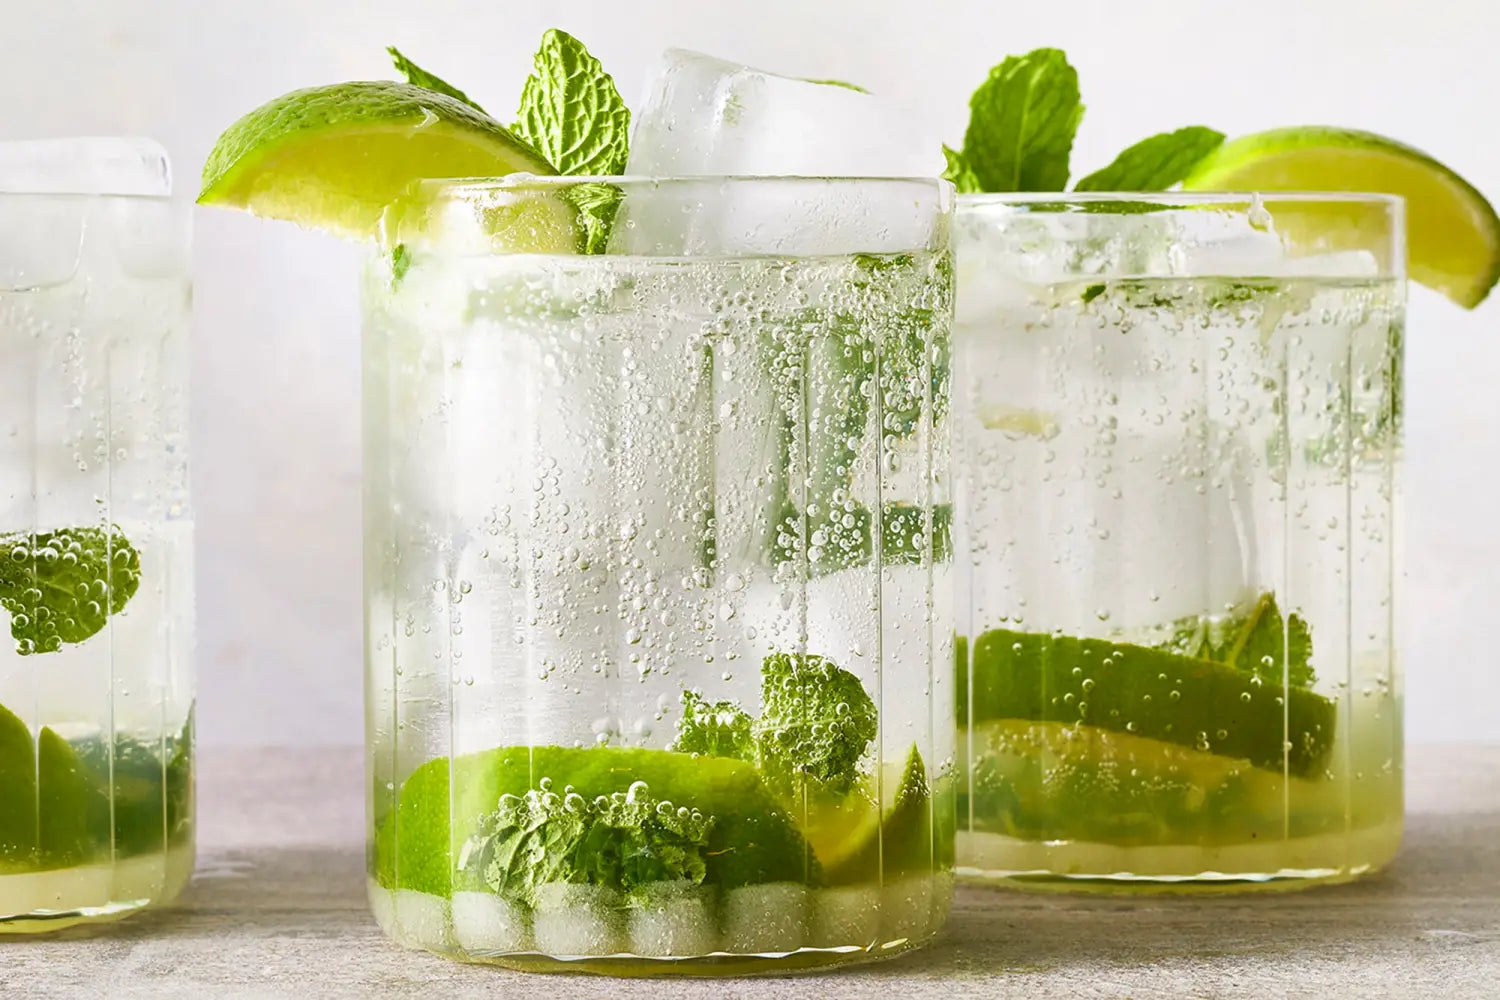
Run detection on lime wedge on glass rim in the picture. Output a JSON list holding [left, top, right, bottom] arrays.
[[1181, 126, 1500, 308], [198, 81, 575, 251]]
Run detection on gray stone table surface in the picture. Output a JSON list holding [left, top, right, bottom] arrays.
[[3, 745, 1497, 1000]]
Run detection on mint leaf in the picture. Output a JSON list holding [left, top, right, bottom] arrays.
[[1222, 593, 1317, 688], [389, 243, 411, 286], [564, 182, 623, 254], [942, 145, 981, 194], [387, 46, 483, 112], [1074, 126, 1225, 192], [671, 689, 754, 760], [959, 48, 1083, 192], [463, 782, 714, 906], [513, 29, 630, 176], [756, 652, 877, 794], [0, 527, 140, 655]]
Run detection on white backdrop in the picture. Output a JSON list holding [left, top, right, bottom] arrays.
[[1, 0, 1495, 745]]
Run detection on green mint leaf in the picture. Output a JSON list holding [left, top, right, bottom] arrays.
[[389, 243, 411, 287], [942, 145, 982, 194], [960, 48, 1084, 192], [1074, 126, 1226, 192], [671, 689, 754, 760], [756, 652, 877, 794], [0, 527, 140, 655], [386, 46, 484, 112], [465, 781, 714, 906], [564, 181, 623, 254], [1223, 593, 1317, 688], [513, 29, 630, 176]]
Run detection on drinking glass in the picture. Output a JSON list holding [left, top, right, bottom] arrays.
[[953, 193, 1404, 890]]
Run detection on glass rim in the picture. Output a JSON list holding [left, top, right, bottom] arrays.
[[414, 173, 955, 198], [957, 190, 1404, 209]]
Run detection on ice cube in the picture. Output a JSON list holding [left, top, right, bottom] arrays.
[[368, 879, 398, 938], [720, 882, 808, 953], [452, 891, 533, 954], [809, 884, 880, 948], [613, 50, 944, 256], [532, 883, 627, 956], [392, 888, 454, 952], [627, 881, 719, 957], [627, 50, 941, 179], [1278, 249, 1382, 277], [0, 137, 171, 196]]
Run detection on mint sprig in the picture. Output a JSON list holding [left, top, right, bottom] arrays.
[[513, 29, 630, 176], [386, 31, 630, 254], [0, 527, 140, 655], [948, 48, 1225, 195], [955, 48, 1084, 193], [387, 47, 484, 112], [1075, 126, 1226, 192]]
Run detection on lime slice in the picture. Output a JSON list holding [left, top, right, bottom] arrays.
[[0, 702, 103, 872], [961, 719, 1290, 846], [374, 745, 811, 897], [1181, 127, 1500, 308], [198, 81, 556, 240], [818, 745, 934, 884]]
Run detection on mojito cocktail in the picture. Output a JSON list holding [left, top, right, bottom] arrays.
[[362, 176, 954, 972], [953, 194, 1404, 888], [0, 139, 194, 930]]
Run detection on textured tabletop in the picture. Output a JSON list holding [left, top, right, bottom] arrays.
[[2, 745, 1497, 1000]]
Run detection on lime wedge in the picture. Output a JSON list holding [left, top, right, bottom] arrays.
[[0, 702, 103, 871], [198, 81, 556, 240], [818, 745, 934, 884], [1181, 127, 1500, 308]]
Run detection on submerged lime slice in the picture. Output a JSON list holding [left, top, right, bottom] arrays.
[[0, 702, 103, 871], [1181, 127, 1500, 308], [198, 81, 556, 240], [374, 745, 812, 897], [815, 745, 935, 884]]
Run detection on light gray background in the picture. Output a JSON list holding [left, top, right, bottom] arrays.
[[1, 0, 1494, 746]]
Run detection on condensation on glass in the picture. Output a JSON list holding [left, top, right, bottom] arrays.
[[0, 139, 194, 931], [363, 176, 955, 973], [953, 194, 1404, 890]]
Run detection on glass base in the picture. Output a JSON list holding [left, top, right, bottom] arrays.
[[0, 842, 194, 932], [368, 876, 950, 976], [956, 821, 1402, 894]]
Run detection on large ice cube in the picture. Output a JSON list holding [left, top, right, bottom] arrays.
[[627, 50, 941, 179], [0, 137, 171, 196], [613, 50, 944, 256]]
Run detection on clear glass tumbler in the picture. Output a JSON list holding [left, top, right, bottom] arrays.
[[363, 176, 956, 973], [0, 139, 194, 930], [953, 194, 1404, 890]]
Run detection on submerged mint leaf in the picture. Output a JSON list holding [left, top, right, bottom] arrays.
[[389, 243, 411, 286], [387, 46, 484, 112], [465, 782, 714, 906], [0, 527, 140, 655], [1074, 126, 1225, 192], [942, 145, 982, 194], [672, 689, 754, 760], [564, 182, 623, 254], [756, 652, 877, 794], [959, 48, 1083, 192], [1223, 593, 1317, 688], [513, 29, 630, 176]]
